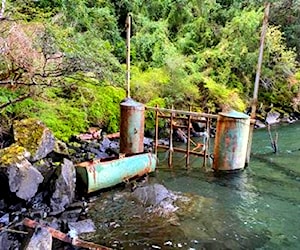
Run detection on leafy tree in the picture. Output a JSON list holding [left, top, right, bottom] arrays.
[[270, 0, 300, 60], [1, 0, 299, 142]]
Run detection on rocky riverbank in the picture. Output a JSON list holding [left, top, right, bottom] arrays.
[[0, 109, 298, 249], [0, 118, 133, 249]]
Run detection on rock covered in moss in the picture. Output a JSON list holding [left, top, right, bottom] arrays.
[[0, 144, 30, 166], [13, 118, 56, 162], [53, 140, 69, 155]]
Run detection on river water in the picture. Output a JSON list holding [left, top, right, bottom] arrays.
[[86, 122, 300, 249]]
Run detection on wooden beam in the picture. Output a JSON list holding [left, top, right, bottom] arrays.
[[23, 218, 111, 250], [146, 106, 218, 119]]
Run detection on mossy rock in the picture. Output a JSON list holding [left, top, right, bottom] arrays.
[[0, 144, 30, 167], [13, 118, 56, 161], [53, 140, 69, 155]]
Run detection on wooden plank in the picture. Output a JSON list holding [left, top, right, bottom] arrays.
[[23, 218, 112, 250], [146, 106, 218, 119], [158, 145, 205, 156]]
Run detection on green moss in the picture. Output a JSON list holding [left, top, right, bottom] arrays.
[[13, 118, 48, 157], [6, 77, 125, 141], [0, 144, 30, 166]]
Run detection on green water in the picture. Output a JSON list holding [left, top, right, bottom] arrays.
[[86, 122, 300, 249]]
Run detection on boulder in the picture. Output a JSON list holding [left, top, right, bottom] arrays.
[[68, 219, 96, 235], [255, 119, 266, 128], [131, 183, 173, 207], [33, 158, 56, 188], [265, 111, 280, 125], [0, 231, 21, 250], [0, 145, 43, 200], [53, 140, 69, 155], [50, 159, 76, 215], [131, 184, 179, 216], [13, 118, 56, 162], [25, 226, 52, 250], [8, 161, 44, 200]]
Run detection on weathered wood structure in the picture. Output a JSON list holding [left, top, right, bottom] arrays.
[[146, 106, 218, 169]]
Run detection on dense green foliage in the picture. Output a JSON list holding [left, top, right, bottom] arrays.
[[0, 0, 299, 141]]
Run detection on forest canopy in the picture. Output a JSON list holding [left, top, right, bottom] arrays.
[[0, 0, 299, 141]]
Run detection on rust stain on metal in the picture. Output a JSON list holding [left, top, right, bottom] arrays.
[[213, 111, 250, 171], [76, 158, 102, 167], [122, 166, 152, 182], [120, 98, 145, 154]]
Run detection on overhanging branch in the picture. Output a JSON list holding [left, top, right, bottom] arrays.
[[0, 92, 32, 109]]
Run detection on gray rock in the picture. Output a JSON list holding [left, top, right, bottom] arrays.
[[255, 119, 266, 128], [130, 184, 180, 218], [7, 159, 43, 200], [25, 226, 52, 250], [68, 219, 96, 235], [100, 138, 111, 152], [131, 184, 177, 209], [0, 213, 9, 225], [0, 231, 21, 250], [33, 158, 56, 186], [50, 159, 76, 215], [266, 111, 280, 125]]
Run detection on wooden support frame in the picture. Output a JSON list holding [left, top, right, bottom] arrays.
[[147, 106, 216, 169]]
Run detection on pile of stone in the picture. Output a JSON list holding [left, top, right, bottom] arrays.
[[0, 118, 113, 249]]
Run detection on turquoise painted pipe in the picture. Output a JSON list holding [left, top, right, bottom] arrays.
[[76, 153, 157, 193]]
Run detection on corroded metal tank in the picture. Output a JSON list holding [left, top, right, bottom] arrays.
[[213, 110, 250, 171], [120, 98, 145, 154]]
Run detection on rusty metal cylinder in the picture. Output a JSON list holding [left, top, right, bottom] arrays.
[[120, 98, 145, 154], [213, 110, 250, 171]]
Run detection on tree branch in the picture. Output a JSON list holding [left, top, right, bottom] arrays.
[[0, 92, 32, 109]]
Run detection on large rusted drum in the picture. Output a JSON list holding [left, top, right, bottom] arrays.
[[120, 98, 145, 154], [213, 110, 250, 171]]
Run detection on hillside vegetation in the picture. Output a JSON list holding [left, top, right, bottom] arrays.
[[0, 0, 299, 141]]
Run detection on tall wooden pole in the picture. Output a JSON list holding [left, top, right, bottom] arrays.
[[126, 13, 131, 98], [246, 2, 270, 165]]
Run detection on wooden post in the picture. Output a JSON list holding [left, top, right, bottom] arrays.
[[154, 104, 159, 156], [169, 106, 174, 167], [186, 114, 191, 168], [126, 13, 131, 98], [203, 117, 210, 168], [246, 2, 270, 165]]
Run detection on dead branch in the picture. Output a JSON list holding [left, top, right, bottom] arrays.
[[0, 227, 28, 235], [0, 92, 32, 109], [23, 218, 112, 250], [267, 124, 278, 153]]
